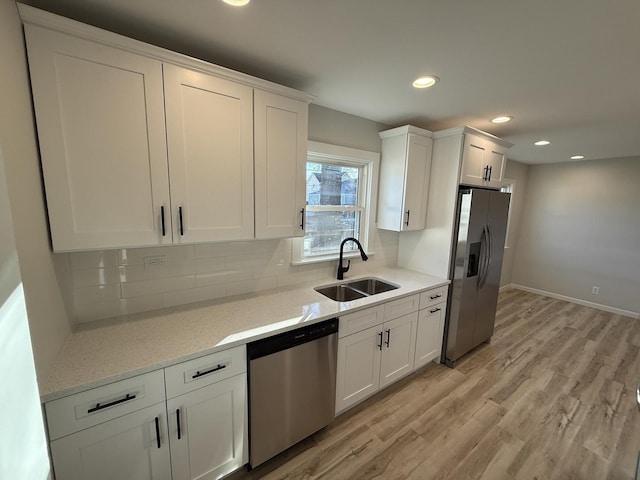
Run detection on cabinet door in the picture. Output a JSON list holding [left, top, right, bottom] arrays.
[[485, 142, 507, 185], [167, 374, 247, 480], [335, 325, 382, 414], [50, 404, 171, 480], [254, 90, 308, 239], [24, 25, 171, 251], [379, 312, 417, 388], [414, 303, 445, 369], [460, 134, 489, 187], [460, 134, 506, 188], [402, 133, 433, 231], [164, 64, 254, 243]]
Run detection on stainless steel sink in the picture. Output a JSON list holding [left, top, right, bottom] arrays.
[[314, 284, 367, 302], [346, 278, 399, 295], [314, 277, 399, 302]]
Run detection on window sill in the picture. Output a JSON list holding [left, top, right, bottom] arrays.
[[290, 250, 375, 266]]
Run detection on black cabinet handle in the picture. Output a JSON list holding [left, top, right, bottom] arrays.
[[430, 307, 441, 314], [160, 206, 166, 236], [176, 408, 182, 440], [192, 364, 226, 379], [405, 210, 410, 227], [377, 331, 383, 351], [429, 293, 442, 300], [483, 165, 489, 181], [87, 393, 136, 413], [300, 208, 305, 230], [178, 206, 184, 236], [385, 329, 391, 348], [488, 165, 493, 181], [155, 416, 161, 449]]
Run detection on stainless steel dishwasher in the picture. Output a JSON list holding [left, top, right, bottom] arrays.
[[247, 318, 338, 468]]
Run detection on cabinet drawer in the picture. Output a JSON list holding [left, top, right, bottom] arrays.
[[419, 286, 448, 310], [339, 305, 385, 338], [384, 294, 419, 321], [45, 370, 165, 441], [165, 345, 246, 399]]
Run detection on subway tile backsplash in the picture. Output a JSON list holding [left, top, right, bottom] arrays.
[[59, 231, 399, 324]]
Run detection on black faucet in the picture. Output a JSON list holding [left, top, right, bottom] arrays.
[[337, 237, 368, 280]]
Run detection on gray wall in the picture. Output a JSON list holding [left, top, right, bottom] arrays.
[[500, 160, 529, 286], [511, 156, 640, 315], [0, 0, 72, 384], [309, 104, 388, 153]]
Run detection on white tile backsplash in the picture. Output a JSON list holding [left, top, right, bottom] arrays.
[[63, 232, 399, 324]]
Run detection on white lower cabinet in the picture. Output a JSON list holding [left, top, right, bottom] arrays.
[[414, 304, 446, 368], [335, 325, 383, 412], [45, 346, 247, 480], [379, 313, 418, 388], [50, 403, 171, 480], [414, 286, 448, 369], [167, 375, 247, 480], [335, 296, 418, 414]]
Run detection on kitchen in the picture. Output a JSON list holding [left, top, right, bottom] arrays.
[[1, 0, 639, 479]]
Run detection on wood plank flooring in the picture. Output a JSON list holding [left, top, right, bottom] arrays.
[[231, 289, 640, 480]]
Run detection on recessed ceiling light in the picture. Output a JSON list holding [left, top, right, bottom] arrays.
[[491, 116, 513, 124], [534, 140, 551, 146], [222, 0, 250, 5], [412, 75, 439, 89], [570, 155, 585, 160]]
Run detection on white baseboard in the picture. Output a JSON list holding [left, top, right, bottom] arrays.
[[499, 283, 514, 292], [507, 284, 639, 319]]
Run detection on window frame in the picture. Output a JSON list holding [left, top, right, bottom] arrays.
[[500, 178, 516, 249], [291, 141, 379, 265]]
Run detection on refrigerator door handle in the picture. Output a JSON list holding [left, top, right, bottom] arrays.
[[482, 224, 492, 288], [477, 225, 486, 288], [478, 224, 491, 289]]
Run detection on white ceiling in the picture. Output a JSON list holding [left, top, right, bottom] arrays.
[[19, 0, 640, 165]]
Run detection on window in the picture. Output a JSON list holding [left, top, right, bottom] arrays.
[[292, 141, 379, 264]]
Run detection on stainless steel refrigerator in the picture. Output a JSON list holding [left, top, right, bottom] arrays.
[[443, 187, 510, 367]]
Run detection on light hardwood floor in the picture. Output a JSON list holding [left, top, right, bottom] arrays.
[[232, 289, 640, 479]]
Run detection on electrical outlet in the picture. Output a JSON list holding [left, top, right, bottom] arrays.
[[144, 255, 167, 267], [592, 286, 600, 295]]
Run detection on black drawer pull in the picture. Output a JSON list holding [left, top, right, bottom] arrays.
[[155, 416, 161, 449], [87, 393, 136, 413], [430, 308, 441, 314], [192, 364, 226, 379], [429, 294, 442, 300], [176, 408, 182, 440], [385, 329, 391, 348], [160, 206, 166, 236], [377, 331, 383, 351]]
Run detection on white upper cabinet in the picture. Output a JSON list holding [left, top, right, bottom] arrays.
[[24, 25, 171, 251], [378, 126, 433, 232], [164, 65, 254, 243], [254, 90, 308, 239], [19, 5, 311, 252], [458, 129, 511, 188]]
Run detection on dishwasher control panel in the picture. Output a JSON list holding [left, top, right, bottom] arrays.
[[247, 318, 338, 360]]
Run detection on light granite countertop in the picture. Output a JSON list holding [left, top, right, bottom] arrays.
[[42, 267, 448, 403]]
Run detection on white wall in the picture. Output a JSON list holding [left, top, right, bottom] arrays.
[[0, 147, 50, 479], [57, 105, 399, 324], [0, 0, 71, 383], [511, 156, 640, 315], [500, 160, 529, 286]]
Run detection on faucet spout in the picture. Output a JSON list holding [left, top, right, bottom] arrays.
[[337, 237, 368, 280]]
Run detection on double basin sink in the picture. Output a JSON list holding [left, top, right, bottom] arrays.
[[315, 277, 399, 302]]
